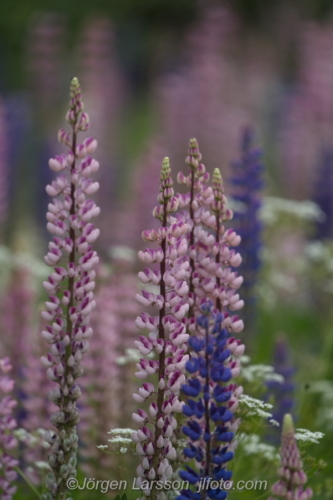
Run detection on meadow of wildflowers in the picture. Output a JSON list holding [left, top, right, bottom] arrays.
[[0, 1, 333, 499]]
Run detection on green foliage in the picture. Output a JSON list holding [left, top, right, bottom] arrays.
[[114, 494, 127, 500]]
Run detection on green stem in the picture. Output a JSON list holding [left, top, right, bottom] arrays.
[[188, 167, 195, 319], [150, 204, 167, 500], [16, 466, 42, 499], [215, 211, 221, 311]]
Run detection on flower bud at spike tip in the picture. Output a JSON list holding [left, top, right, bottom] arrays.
[[283, 413, 294, 434], [161, 157, 171, 179], [269, 413, 313, 500], [213, 167, 223, 187]]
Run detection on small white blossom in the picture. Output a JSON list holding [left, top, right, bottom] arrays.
[[305, 241, 331, 263], [239, 394, 278, 425], [295, 428, 325, 444], [229, 199, 247, 213], [109, 245, 136, 262], [241, 364, 284, 384], [35, 461, 51, 471], [260, 197, 324, 225], [14, 428, 45, 447], [240, 394, 273, 410], [240, 355, 251, 365], [108, 437, 132, 444], [237, 433, 279, 461], [107, 428, 135, 435], [117, 348, 154, 365]]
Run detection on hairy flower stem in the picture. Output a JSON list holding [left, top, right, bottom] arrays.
[[57, 117, 77, 500], [178, 139, 209, 320], [215, 212, 221, 312], [188, 168, 195, 318], [211, 168, 236, 313], [64, 121, 77, 360], [176, 166, 195, 449], [151, 208, 167, 499]]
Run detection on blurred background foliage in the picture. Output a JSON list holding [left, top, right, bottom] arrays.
[[1, 0, 333, 91], [1, 0, 333, 498]]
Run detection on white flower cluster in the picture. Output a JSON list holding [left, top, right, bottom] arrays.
[[305, 241, 333, 264], [14, 428, 51, 474], [260, 197, 324, 225], [239, 394, 279, 426], [0, 245, 49, 291], [305, 242, 333, 292], [240, 356, 284, 384], [294, 428, 325, 445], [109, 245, 137, 263], [97, 428, 135, 454], [117, 348, 153, 365], [237, 433, 279, 462], [108, 428, 135, 435], [14, 427, 51, 449]]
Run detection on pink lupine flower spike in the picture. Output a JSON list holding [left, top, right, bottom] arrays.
[[269, 414, 313, 500], [133, 158, 191, 500], [41, 77, 100, 500]]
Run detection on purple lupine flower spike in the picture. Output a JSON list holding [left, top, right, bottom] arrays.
[[268, 414, 313, 500], [177, 301, 239, 500], [229, 127, 264, 333], [41, 77, 100, 500], [133, 157, 191, 500], [0, 357, 18, 500]]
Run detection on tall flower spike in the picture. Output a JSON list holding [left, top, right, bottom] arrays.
[[177, 301, 238, 500], [0, 358, 18, 500], [196, 167, 244, 328], [210, 168, 241, 312], [41, 77, 100, 500], [133, 157, 190, 500], [268, 414, 313, 500], [184, 164, 244, 446], [229, 127, 263, 333], [177, 138, 210, 317]]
